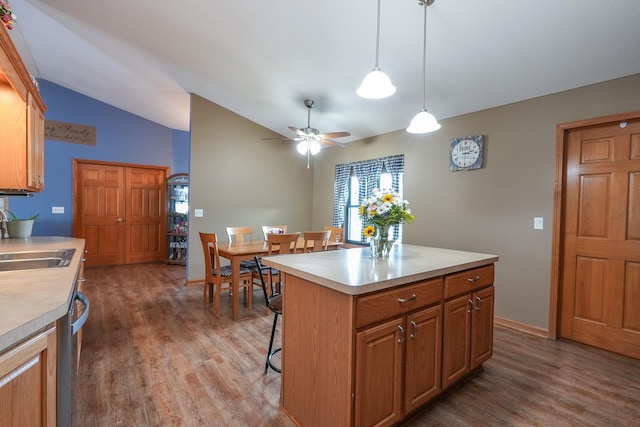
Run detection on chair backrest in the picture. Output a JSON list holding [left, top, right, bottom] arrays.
[[254, 256, 274, 303], [324, 225, 344, 243], [199, 231, 221, 281], [266, 232, 301, 255], [225, 226, 254, 244], [261, 225, 288, 240], [303, 230, 331, 252]]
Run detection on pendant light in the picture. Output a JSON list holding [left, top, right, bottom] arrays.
[[357, 0, 396, 99], [407, 0, 441, 133]]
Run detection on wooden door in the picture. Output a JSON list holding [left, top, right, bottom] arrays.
[[355, 317, 404, 427], [75, 162, 126, 266], [560, 120, 640, 359], [441, 294, 471, 389], [125, 167, 164, 263], [470, 286, 494, 369], [74, 160, 168, 267], [404, 305, 442, 414]]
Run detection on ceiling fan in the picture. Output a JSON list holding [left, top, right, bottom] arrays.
[[264, 99, 351, 168]]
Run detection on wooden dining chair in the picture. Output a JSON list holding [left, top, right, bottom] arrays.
[[303, 230, 332, 252], [226, 225, 258, 268], [261, 225, 288, 240], [199, 232, 254, 316], [253, 232, 301, 292], [324, 225, 345, 243]]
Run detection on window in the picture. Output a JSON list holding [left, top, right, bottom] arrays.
[[333, 155, 404, 245]]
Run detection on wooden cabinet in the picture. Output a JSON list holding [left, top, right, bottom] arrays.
[[27, 92, 45, 191], [355, 304, 442, 427], [166, 173, 189, 264], [0, 24, 46, 193], [442, 265, 495, 389], [355, 278, 443, 427], [0, 327, 57, 427]]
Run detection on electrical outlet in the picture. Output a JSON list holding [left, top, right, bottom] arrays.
[[52, 206, 65, 214], [194, 209, 203, 217], [534, 217, 543, 230]]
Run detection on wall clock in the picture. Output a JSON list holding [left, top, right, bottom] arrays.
[[449, 135, 484, 171]]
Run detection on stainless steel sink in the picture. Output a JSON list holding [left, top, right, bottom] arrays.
[[0, 248, 76, 272]]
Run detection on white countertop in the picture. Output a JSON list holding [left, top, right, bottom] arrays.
[[262, 244, 499, 295], [0, 237, 85, 353]]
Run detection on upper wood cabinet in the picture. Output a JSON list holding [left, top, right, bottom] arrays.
[[0, 24, 46, 193]]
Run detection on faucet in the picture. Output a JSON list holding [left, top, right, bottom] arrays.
[[0, 209, 8, 239]]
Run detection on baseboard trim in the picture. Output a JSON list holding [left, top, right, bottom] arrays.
[[494, 316, 549, 339], [186, 278, 203, 286]]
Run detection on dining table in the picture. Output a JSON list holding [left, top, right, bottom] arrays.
[[218, 238, 342, 320]]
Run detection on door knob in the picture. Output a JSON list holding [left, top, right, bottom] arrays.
[[116, 218, 124, 223]]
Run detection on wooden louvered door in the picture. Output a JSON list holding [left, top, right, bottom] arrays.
[[560, 120, 640, 359], [74, 160, 168, 267]]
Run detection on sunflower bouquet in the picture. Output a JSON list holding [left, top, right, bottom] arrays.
[[359, 188, 414, 257]]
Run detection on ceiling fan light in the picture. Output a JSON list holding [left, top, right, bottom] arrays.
[[357, 69, 396, 99], [407, 109, 441, 133], [309, 140, 321, 155], [296, 140, 308, 155]]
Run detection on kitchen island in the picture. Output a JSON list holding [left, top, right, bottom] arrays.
[[262, 244, 498, 427]]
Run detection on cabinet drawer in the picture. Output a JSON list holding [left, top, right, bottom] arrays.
[[356, 278, 443, 329], [444, 264, 494, 299]]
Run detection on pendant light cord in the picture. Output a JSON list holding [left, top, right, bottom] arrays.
[[420, 1, 428, 110], [374, 0, 381, 68]]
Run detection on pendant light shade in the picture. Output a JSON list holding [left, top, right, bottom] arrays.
[[407, 109, 441, 133], [357, 0, 395, 99], [357, 68, 396, 99], [407, 0, 440, 134]]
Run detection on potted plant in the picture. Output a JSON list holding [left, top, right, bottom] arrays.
[[6, 211, 39, 238]]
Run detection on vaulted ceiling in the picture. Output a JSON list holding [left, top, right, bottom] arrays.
[[9, 0, 640, 143]]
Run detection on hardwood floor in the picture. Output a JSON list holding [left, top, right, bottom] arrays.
[[76, 263, 640, 426]]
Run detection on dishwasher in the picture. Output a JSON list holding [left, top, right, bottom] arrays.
[[57, 273, 90, 427]]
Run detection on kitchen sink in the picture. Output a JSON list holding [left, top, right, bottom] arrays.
[[0, 249, 76, 272]]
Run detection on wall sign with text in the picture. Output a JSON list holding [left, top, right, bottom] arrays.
[[44, 120, 96, 146]]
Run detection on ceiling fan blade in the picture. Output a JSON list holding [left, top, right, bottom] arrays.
[[319, 131, 351, 139], [288, 126, 306, 137], [261, 136, 293, 141], [320, 139, 346, 148]]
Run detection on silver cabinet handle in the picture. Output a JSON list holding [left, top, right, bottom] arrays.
[[398, 294, 417, 303], [475, 296, 482, 310], [467, 299, 474, 313], [409, 320, 418, 339], [468, 275, 481, 282], [398, 325, 405, 343]]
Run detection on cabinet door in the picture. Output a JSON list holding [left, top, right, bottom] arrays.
[[404, 305, 442, 413], [0, 327, 56, 427], [471, 286, 494, 369], [442, 294, 471, 389], [27, 92, 45, 191], [355, 317, 404, 427]]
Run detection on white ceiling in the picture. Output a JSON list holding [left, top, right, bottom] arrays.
[[8, 0, 640, 143]]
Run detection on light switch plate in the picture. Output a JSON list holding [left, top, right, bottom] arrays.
[[52, 206, 64, 214], [194, 209, 203, 217], [534, 217, 543, 230]]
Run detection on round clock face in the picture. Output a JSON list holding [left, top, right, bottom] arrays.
[[451, 139, 480, 168]]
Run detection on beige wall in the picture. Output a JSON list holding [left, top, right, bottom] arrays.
[[190, 74, 640, 330], [187, 94, 314, 280]]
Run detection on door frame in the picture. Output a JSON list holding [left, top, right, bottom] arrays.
[[549, 109, 640, 339]]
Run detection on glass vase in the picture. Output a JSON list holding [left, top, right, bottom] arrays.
[[370, 224, 394, 259]]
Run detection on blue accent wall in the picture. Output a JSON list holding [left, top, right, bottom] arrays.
[[7, 80, 190, 237]]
